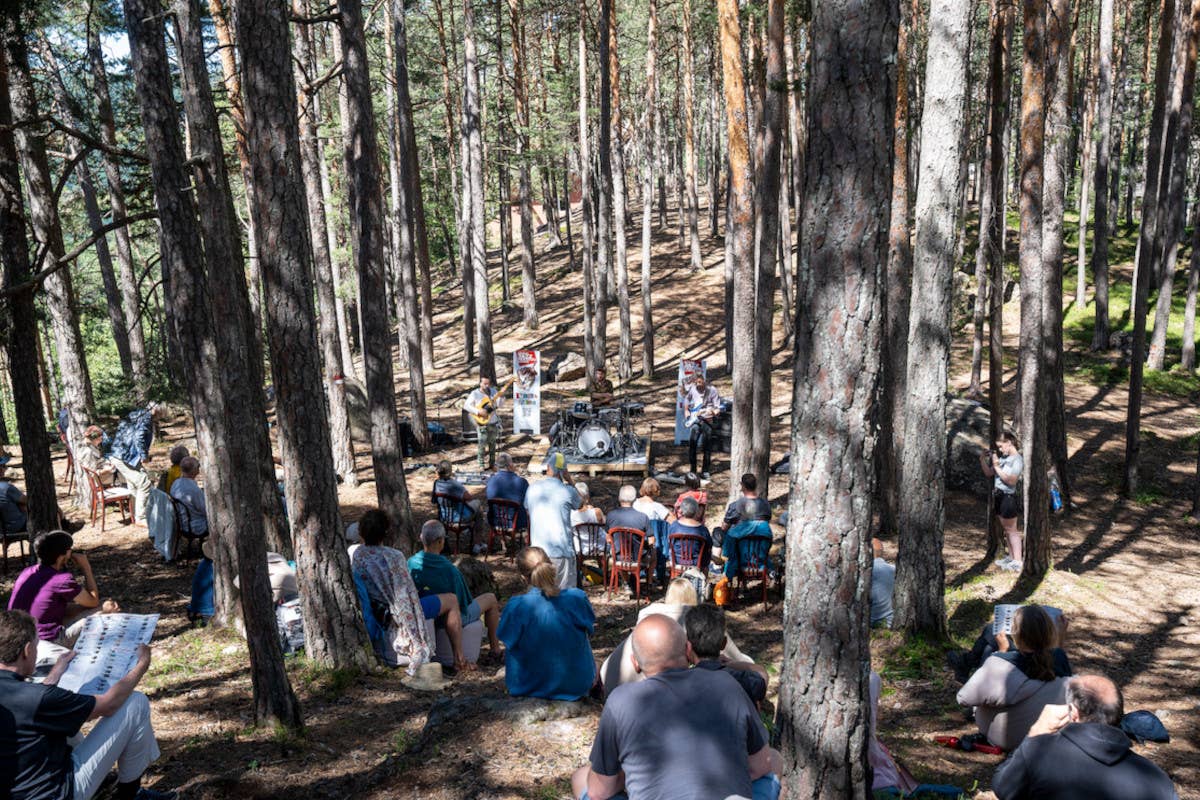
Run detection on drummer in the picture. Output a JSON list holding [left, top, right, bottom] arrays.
[[591, 367, 615, 407]]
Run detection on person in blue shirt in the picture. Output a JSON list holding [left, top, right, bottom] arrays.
[[485, 453, 529, 531], [102, 404, 163, 526], [498, 546, 596, 700]]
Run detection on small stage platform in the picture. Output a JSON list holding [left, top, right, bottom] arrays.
[[525, 436, 651, 477]]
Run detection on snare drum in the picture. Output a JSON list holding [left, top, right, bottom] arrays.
[[571, 401, 594, 420]]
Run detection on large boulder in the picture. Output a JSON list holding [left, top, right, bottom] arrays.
[[945, 396, 992, 497], [548, 352, 587, 383]]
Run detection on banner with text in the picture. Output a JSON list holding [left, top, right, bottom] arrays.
[[674, 358, 707, 444], [512, 349, 541, 435]]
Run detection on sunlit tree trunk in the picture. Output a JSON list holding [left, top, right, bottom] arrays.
[[461, 0, 495, 380], [640, 0, 658, 378], [610, 7, 633, 381]]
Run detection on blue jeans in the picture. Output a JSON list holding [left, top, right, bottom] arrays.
[[580, 774, 780, 800]]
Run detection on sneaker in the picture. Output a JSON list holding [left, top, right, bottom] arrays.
[[1005, 560, 1023, 573], [994, 556, 1013, 569]]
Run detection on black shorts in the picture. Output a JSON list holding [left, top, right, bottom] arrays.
[[994, 491, 1019, 520]]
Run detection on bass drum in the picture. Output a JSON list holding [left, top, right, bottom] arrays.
[[576, 421, 612, 458]]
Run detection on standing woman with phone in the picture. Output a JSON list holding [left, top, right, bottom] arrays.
[[980, 432, 1024, 572]]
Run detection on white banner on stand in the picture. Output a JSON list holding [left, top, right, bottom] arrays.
[[512, 349, 541, 434], [674, 358, 707, 444]]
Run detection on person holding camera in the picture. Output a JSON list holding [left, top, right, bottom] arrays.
[[980, 432, 1024, 572]]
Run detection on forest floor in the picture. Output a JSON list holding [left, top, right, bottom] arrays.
[[4, 205, 1198, 799]]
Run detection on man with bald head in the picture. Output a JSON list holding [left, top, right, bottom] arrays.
[[571, 615, 780, 800], [993, 673, 1177, 799]]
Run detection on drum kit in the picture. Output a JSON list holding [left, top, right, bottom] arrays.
[[550, 398, 647, 461]]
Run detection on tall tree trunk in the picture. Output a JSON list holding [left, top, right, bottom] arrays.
[[1075, 85, 1095, 312], [1149, 0, 1200, 370], [708, 41, 722, 239], [1125, 0, 1178, 495], [510, 0, 539, 329], [1183, 200, 1200, 370], [125, 0, 303, 728], [0, 53, 58, 535], [777, 0, 896, 793], [86, 17, 148, 398], [295, 0, 358, 486], [495, 0, 512, 304], [5, 15, 94, 496], [1090, 0, 1114, 345], [610, 7, 634, 381], [682, 0, 704, 271], [1043, 0, 1075, 517], [640, 0, 658, 379], [337, 0, 418, 541], [751, 0, 784, 490], [578, 5, 598, 381], [596, 0, 614, 367], [895, 0, 973, 636], [718, 0, 755, 496], [461, 0, 495, 380], [1017, 0, 1053, 578], [880, 0, 914, 537]]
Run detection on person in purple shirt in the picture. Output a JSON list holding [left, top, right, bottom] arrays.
[[8, 532, 119, 645], [486, 453, 530, 530]]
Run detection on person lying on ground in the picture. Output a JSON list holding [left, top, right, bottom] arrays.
[[992, 674, 1178, 800], [956, 604, 1069, 751], [600, 578, 751, 696], [498, 546, 595, 700], [871, 538, 896, 629], [0, 609, 174, 800], [572, 614, 781, 800], [350, 509, 432, 673], [168, 456, 207, 536], [0, 462, 84, 534], [408, 520, 502, 661], [7, 531, 120, 646], [664, 496, 713, 572], [684, 603, 767, 705]]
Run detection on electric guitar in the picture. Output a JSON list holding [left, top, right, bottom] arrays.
[[684, 400, 719, 429], [469, 376, 518, 426]]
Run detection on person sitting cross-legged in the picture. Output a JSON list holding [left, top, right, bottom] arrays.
[[350, 509, 433, 673], [992, 674, 1178, 800], [498, 546, 596, 700], [408, 520, 502, 662], [571, 614, 780, 800], [8, 531, 120, 647], [684, 603, 767, 706], [0, 609, 175, 800]]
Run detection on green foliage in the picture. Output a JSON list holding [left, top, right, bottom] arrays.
[[289, 657, 360, 701], [879, 633, 948, 683]]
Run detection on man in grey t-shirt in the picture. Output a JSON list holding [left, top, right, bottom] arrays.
[[571, 615, 780, 800], [524, 455, 582, 590]]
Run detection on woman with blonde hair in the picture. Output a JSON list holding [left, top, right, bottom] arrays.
[[497, 547, 596, 700], [569, 481, 605, 526]]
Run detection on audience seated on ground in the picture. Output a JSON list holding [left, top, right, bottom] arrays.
[[569, 482, 605, 527], [956, 605, 1070, 751], [871, 538, 895, 628], [350, 509, 433, 674], [0, 609, 175, 800], [156, 445, 189, 494], [485, 453, 530, 531], [991, 673, 1178, 799], [168, 457, 207, 535], [713, 473, 771, 557], [8, 532, 119, 647], [684, 603, 767, 705], [721, 498, 773, 580], [498, 547, 596, 700], [408, 520, 502, 663], [670, 472, 707, 520], [600, 578, 751, 695], [572, 614, 781, 800], [665, 497, 712, 572], [950, 607, 1070, 684], [631, 478, 671, 522]]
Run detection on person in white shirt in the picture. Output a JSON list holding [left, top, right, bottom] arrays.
[[684, 375, 721, 479], [464, 375, 503, 471], [169, 456, 207, 535]]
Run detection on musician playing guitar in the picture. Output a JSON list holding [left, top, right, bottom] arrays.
[[684, 374, 721, 479], [465, 374, 514, 471]]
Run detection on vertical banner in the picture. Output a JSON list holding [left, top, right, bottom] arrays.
[[512, 349, 541, 434], [674, 358, 707, 444]]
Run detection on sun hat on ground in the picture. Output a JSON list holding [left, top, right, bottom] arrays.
[[401, 660, 451, 692]]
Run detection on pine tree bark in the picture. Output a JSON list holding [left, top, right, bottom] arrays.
[[1075, 83, 1094, 312], [895, 0, 973, 635], [124, 0, 303, 728], [5, 16, 95, 493], [596, 0, 614, 367], [1148, 0, 1200, 370], [777, 0, 896, 791], [461, 0, 495, 381], [682, 0, 704, 272], [578, 7, 599, 380], [610, 8, 634, 381], [1017, 0, 1053, 579], [86, 18, 148, 398], [510, 0, 539, 329], [337, 0, 418, 540], [1125, 0, 1178, 495], [295, 0, 358, 485], [1183, 203, 1200, 370], [640, 0, 658, 379], [0, 54, 58, 535]]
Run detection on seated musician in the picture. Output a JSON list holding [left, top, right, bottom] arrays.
[[590, 367, 615, 407], [685, 374, 721, 479]]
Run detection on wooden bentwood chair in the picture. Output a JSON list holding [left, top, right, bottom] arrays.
[[486, 498, 526, 558], [606, 526, 648, 602], [82, 466, 132, 533]]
